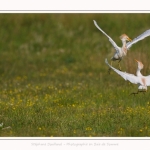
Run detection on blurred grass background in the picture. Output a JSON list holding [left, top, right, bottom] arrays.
[[0, 14, 150, 136]]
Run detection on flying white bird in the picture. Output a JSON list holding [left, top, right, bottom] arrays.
[[93, 20, 150, 71], [105, 58, 150, 95]]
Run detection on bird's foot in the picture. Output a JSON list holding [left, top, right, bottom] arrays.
[[118, 66, 122, 71]]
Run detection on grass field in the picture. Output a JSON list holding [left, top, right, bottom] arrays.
[[0, 14, 150, 137]]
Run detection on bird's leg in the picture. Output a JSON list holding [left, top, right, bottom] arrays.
[[142, 90, 147, 94], [118, 60, 122, 71], [108, 61, 113, 74]]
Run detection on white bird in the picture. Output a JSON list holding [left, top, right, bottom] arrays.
[[105, 58, 150, 95], [93, 20, 150, 71]]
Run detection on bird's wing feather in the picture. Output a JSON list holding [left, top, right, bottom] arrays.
[[93, 20, 120, 52], [145, 75, 150, 86], [126, 29, 150, 50], [105, 58, 141, 84]]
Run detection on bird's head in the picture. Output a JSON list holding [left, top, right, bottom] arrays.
[[135, 59, 144, 70], [120, 34, 132, 42]]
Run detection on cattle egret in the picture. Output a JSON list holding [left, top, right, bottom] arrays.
[[105, 58, 150, 95], [94, 20, 150, 72]]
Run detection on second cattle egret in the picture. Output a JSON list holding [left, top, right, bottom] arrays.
[[105, 58, 150, 95], [93, 20, 150, 71]]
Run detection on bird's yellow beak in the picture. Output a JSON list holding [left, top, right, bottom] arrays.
[[135, 59, 139, 63], [128, 37, 132, 42]]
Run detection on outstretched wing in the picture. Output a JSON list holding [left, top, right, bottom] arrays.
[[145, 75, 150, 86], [105, 58, 142, 85], [93, 20, 120, 52], [126, 29, 150, 50]]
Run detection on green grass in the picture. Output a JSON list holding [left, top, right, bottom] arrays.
[[0, 14, 150, 136]]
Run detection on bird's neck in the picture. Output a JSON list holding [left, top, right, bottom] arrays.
[[122, 41, 127, 55], [136, 68, 142, 77], [122, 40, 127, 47]]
